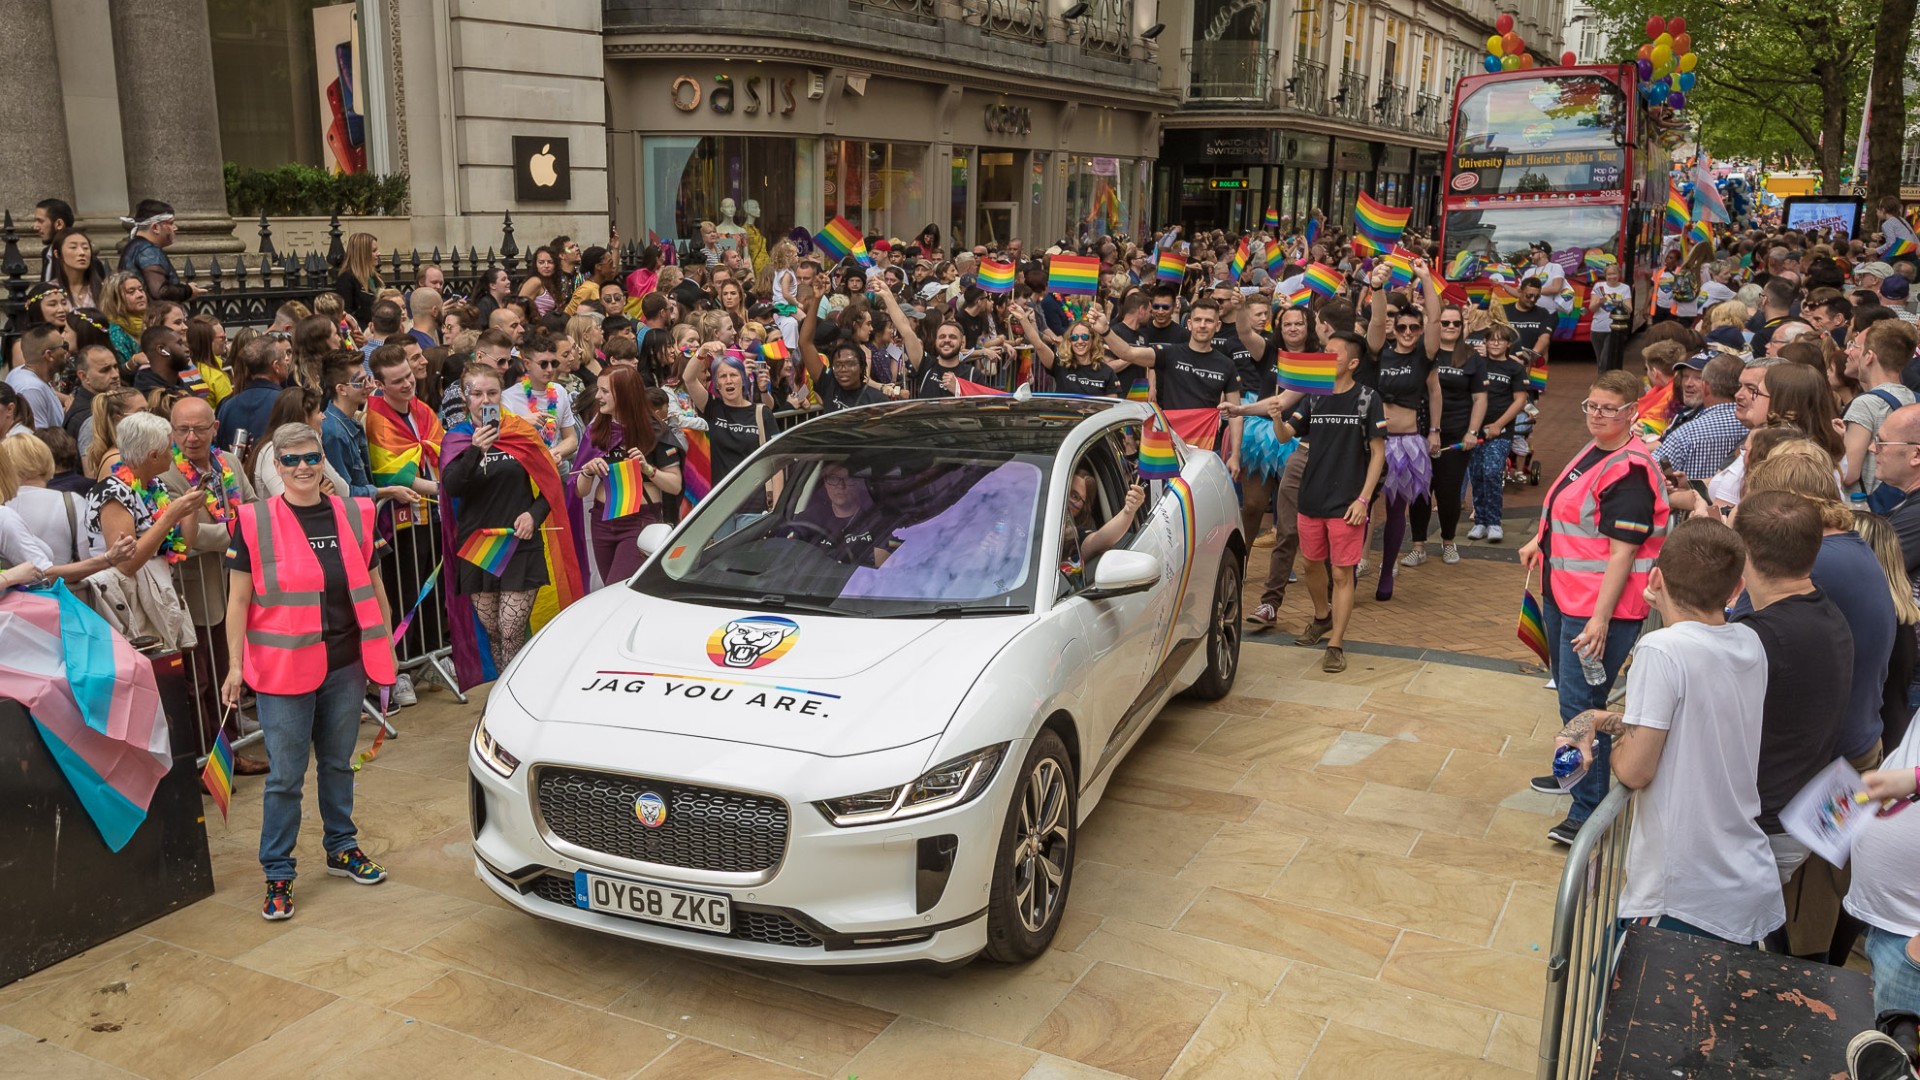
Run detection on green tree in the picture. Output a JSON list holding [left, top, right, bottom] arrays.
[[1866, 0, 1918, 206], [1583, 0, 1873, 192]]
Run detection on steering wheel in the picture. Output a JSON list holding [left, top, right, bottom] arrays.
[[780, 518, 837, 544]]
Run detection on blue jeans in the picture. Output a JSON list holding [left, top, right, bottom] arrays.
[[257, 662, 366, 881], [1866, 925, 1920, 1016], [1543, 596, 1642, 825], [1470, 436, 1511, 527]]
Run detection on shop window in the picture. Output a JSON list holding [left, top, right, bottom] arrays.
[[1068, 156, 1129, 246], [951, 147, 973, 250], [642, 135, 807, 255], [977, 151, 1020, 248]]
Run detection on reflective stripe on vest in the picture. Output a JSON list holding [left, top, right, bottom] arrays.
[[1544, 441, 1670, 620], [242, 495, 396, 695]]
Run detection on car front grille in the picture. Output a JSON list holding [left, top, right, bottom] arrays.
[[534, 766, 788, 874], [525, 872, 821, 949]]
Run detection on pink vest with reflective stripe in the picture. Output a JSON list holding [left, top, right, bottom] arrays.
[[237, 495, 396, 695], [1543, 441, 1670, 620]]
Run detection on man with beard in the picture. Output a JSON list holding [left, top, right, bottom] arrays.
[[1095, 295, 1243, 474], [913, 320, 978, 398]]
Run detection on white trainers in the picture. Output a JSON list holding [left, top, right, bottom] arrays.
[[1467, 524, 1487, 541], [1487, 525, 1504, 543], [393, 673, 418, 708], [1442, 543, 1461, 564], [1400, 547, 1427, 567], [1355, 559, 1372, 578]]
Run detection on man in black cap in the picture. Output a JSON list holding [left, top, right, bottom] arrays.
[[1666, 351, 1709, 432]]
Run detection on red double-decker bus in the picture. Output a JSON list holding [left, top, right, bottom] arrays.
[[1438, 64, 1669, 342]]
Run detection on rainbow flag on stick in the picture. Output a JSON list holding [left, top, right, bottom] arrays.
[[814, 215, 870, 264], [1282, 287, 1314, 308], [1305, 217, 1321, 247], [679, 429, 713, 521], [1265, 244, 1286, 278], [1381, 250, 1415, 289], [201, 728, 233, 822], [1228, 238, 1250, 281], [602, 457, 650, 521], [1137, 411, 1180, 480], [760, 336, 790, 362], [1302, 263, 1344, 298], [1526, 356, 1549, 395], [1354, 192, 1411, 249], [978, 259, 1016, 294], [1047, 254, 1100, 295], [1517, 587, 1550, 665], [1263, 207, 1281, 229], [1664, 180, 1688, 233], [1276, 350, 1339, 395], [1685, 220, 1712, 248], [1156, 250, 1188, 283], [456, 528, 520, 576]]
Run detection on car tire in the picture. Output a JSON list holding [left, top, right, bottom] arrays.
[[982, 729, 1077, 963], [1180, 550, 1243, 701]]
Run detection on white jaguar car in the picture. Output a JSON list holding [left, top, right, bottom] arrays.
[[469, 396, 1245, 968]]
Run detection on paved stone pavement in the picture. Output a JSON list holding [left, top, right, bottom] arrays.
[[0, 645, 1576, 1080]]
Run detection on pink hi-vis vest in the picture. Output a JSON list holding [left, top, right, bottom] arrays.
[[236, 495, 395, 695], [1542, 441, 1670, 621]]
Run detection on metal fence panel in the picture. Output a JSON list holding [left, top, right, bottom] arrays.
[[1537, 783, 1635, 1080]]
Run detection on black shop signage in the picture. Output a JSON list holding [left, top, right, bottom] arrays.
[[1448, 147, 1626, 195], [1164, 128, 1277, 165], [513, 136, 571, 202]]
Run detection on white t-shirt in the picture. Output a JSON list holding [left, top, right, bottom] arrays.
[[7, 486, 90, 563], [1844, 720, 1920, 936], [502, 380, 580, 451], [1589, 282, 1632, 334], [0, 504, 55, 572], [1617, 620, 1785, 944], [5, 367, 63, 433]]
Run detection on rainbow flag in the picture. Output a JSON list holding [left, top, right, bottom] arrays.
[[1554, 282, 1586, 340], [1447, 249, 1481, 281], [1526, 356, 1549, 395], [680, 428, 713, 520], [760, 336, 791, 362], [1686, 220, 1712, 247], [603, 457, 649, 521], [1517, 588, 1550, 665], [1664, 180, 1688, 233], [1228, 238, 1249, 281], [1265, 243, 1286, 278], [814, 215, 869, 264], [1463, 282, 1493, 308], [1048, 254, 1100, 295], [1125, 377, 1151, 402], [1163, 408, 1223, 451], [1156, 250, 1188, 283], [1350, 234, 1387, 258], [457, 528, 520, 576], [1282, 287, 1314, 308], [201, 729, 233, 821], [1354, 192, 1411, 249], [1381, 250, 1415, 289], [365, 397, 445, 491], [1634, 380, 1676, 437], [1304, 216, 1321, 247], [978, 259, 1016, 294], [1302, 263, 1344, 298], [1584, 249, 1617, 273], [1137, 411, 1180, 480], [1889, 237, 1919, 258], [954, 377, 1006, 397], [1263, 207, 1280, 229], [1276, 350, 1339, 395]]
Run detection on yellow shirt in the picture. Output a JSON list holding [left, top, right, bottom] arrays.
[[197, 362, 233, 406], [564, 280, 601, 317]]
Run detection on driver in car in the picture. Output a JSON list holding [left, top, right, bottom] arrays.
[[782, 462, 892, 567], [1061, 468, 1146, 585]]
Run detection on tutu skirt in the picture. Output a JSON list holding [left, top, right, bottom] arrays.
[[1238, 392, 1297, 480], [1383, 432, 1433, 505]]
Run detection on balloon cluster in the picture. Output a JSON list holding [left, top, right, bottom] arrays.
[[1635, 16, 1697, 112], [1482, 13, 1535, 72]]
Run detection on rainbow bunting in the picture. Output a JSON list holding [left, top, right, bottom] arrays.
[[1047, 253, 1101, 296], [679, 428, 713, 521], [1137, 411, 1180, 480], [760, 336, 791, 362], [1890, 237, 1919, 258], [1517, 589, 1550, 665], [814, 215, 869, 264], [1664, 180, 1688, 233], [1354, 192, 1411, 248], [978, 259, 1016, 294], [1304, 216, 1321, 247], [456, 528, 520, 576], [1276, 350, 1339, 395], [1446, 249, 1481, 281], [1263, 207, 1281, 229], [1265, 244, 1286, 278], [1583, 249, 1617, 273], [201, 728, 233, 821], [1156, 250, 1188, 283], [1302, 263, 1344, 299], [1228, 238, 1250, 281], [602, 457, 649, 521]]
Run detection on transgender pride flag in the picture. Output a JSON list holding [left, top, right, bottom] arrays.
[[0, 582, 172, 851]]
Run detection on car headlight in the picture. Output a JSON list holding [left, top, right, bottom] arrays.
[[815, 744, 1007, 827], [472, 716, 522, 778]]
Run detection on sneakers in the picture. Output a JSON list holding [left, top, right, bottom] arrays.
[[1247, 603, 1278, 628], [1487, 525, 1504, 543], [1442, 543, 1461, 564], [1321, 646, 1347, 673], [1467, 524, 1488, 541], [1845, 1030, 1920, 1080], [262, 879, 294, 921], [1547, 818, 1582, 846], [1400, 547, 1427, 567], [325, 847, 388, 885], [1295, 615, 1334, 647], [1531, 775, 1572, 796], [1355, 559, 1372, 579], [392, 673, 418, 708]]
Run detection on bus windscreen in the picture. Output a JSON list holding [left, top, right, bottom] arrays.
[[1450, 76, 1627, 195]]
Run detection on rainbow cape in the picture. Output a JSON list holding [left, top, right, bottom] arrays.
[[439, 412, 584, 690], [1354, 192, 1410, 249], [679, 428, 713, 522], [1302, 263, 1344, 298], [1889, 237, 1919, 259], [1277, 350, 1339, 395], [1228, 239, 1250, 281], [1156, 250, 1188, 283], [603, 457, 650, 520], [815, 216, 869, 264], [1634, 380, 1676, 437], [1664, 180, 1688, 232], [1137, 410, 1180, 480], [365, 395, 445, 492], [1517, 588, 1550, 664], [978, 259, 1016, 294], [1048, 254, 1100, 295]]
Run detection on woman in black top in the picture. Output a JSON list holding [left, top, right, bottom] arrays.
[[470, 268, 513, 327], [444, 368, 548, 668], [1362, 261, 1443, 601], [683, 347, 768, 491], [1045, 319, 1114, 397], [1408, 263, 1488, 565]]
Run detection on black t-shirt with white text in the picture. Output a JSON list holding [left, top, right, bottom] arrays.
[[1505, 306, 1553, 353], [1055, 364, 1118, 397], [1149, 340, 1236, 410], [1288, 384, 1387, 517], [1434, 351, 1486, 439], [914, 358, 978, 399], [702, 399, 762, 482], [1480, 357, 1528, 432]]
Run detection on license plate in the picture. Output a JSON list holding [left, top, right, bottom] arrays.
[[573, 870, 732, 933]]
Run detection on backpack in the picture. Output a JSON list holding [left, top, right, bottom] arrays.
[[1865, 386, 1912, 514]]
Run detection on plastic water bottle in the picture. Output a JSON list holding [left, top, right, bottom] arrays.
[[1579, 652, 1607, 686]]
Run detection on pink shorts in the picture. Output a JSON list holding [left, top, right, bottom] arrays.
[[1297, 514, 1366, 567]]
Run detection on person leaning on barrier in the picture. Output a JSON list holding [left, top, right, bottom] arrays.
[[85, 411, 200, 650], [0, 436, 132, 589], [221, 421, 397, 922]]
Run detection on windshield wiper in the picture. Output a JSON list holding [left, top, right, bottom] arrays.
[[871, 604, 1033, 619], [661, 590, 849, 616]]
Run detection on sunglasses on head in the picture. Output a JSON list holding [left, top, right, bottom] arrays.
[[277, 452, 323, 468]]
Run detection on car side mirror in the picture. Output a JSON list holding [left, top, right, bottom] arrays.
[[635, 522, 674, 560], [1082, 548, 1160, 600]]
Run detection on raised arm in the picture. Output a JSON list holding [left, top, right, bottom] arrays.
[[1091, 308, 1155, 367], [1418, 260, 1446, 357], [1230, 292, 1268, 356], [1013, 300, 1054, 370], [797, 277, 826, 384], [876, 285, 924, 367], [682, 342, 721, 414], [1364, 265, 1392, 353]]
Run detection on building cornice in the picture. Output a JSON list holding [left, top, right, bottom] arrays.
[[1162, 111, 1449, 152]]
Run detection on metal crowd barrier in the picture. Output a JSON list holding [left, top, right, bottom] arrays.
[[373, 494, 462, 706], [1537, 783, 1635, 1080]]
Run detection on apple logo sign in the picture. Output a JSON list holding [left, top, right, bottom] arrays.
[[513, 136, 570, 202]]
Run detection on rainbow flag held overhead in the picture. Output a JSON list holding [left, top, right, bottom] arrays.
[[1304, 216, 1320, 247], [1664, 180, 1688, 233], [1381, 250, 1415, 289], [759, 336, 791, 362], [1517, 588, 1550, 665], [1686, 220, 1712, 247], [978, 259, 1016, 294], [1353, 192, 1411, 249], [1282, 287, 1314, 308], [1302, 263, 1344, 298], [1047, 254, 1100, 295], [1446, 249, 1481, 281], [1156, 250, 1188, 283], [1890, 237, 1920, 258], [1263, 207, 1281, 229], [201, 729, 233, 821], [456, 528, 520, 576], [1583, 249, 1617, 273], [1350, 234, 1387, 258], [1276, 350, 1340, 395], [1136, 411, 1180, 480], [814, 215, 869, 264], [1265, 243, 1286, 278], [602, 457, 650, 521], [1228, 238, 1250, 281]]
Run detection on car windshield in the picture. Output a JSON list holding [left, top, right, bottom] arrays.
[[635, 446, 1050, 616]]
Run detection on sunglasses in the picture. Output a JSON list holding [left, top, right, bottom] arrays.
[[1438, 319, 1462, 328], [535, 360, 560, 369], [1069, 334, 1092, 342], [1395, 324, 1421, 332], [1151, 303, 1174, 311], [278, 452, 324, 468]]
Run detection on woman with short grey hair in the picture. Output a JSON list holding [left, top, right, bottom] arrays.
[[89, 410, 204, 575]]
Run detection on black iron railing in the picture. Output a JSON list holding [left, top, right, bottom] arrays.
[[1184, 42, 1275, 104]]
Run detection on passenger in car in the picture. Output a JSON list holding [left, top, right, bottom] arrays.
[[1061, 468, 1145, 584]]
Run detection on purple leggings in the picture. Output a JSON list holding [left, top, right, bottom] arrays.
[[592, 504, 663, 586]]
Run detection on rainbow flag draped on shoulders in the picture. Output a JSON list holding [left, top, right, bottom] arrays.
[[679, 428, 714, 522], [439, 412, 584, 690], [365, 395, 445, 522]]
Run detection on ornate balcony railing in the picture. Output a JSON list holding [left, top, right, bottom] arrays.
[[1414, 91, 1447, 136], [1184, 41, 1275, 104], [1332, 69, 1370, 122], [850, 0, 939, 17], [974, 0, 1046, 42], [1078, 0, 1135, 58], [1374, 81, 1408, 128], [1284, 57, 1330, 115]]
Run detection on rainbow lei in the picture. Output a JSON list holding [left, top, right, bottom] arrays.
[[521, 378, 560, 447], [171, 446, 240, 523], [110, 461, 188, 564]]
